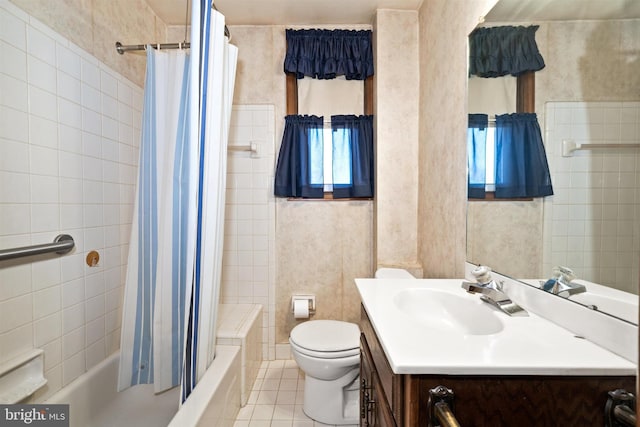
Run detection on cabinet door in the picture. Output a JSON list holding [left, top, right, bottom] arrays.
[[361, 334, 397, 427], [360, 335, 375, 426], [372, 371, 396, 427]]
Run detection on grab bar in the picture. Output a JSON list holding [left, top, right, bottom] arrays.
[[605, 389, 636, 427], [228, 142, 257, 154], [562, 139, 640, 157], [428, 386, 462, 427], [0, 234, 75, 262]]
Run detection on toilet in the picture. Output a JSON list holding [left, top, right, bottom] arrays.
[[374, 267, 415, 279], [289, 320, 361, 425]]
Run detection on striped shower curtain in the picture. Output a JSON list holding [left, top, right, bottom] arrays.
[[181, 0, 238, 401], [118, 2, 237, 401]]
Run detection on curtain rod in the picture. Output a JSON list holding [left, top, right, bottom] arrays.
[[115, 41, 191, 54], [116, 1, 231, 54]]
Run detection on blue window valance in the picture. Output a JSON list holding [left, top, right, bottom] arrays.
[[284, 29, 374, 80], [469, 25, 545, 78]]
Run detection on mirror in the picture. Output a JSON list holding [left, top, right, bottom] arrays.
[[466, 0, 640, 324]]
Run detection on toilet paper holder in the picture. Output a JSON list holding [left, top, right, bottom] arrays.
[[291, 295, 316, 316]]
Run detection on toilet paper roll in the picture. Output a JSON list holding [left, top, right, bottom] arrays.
[[293, 299, 309, 319]]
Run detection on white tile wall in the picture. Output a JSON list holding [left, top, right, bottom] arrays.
[[0, 0, 141, 400], [222, 105, 276, 360], [543, 101, 640, 293]]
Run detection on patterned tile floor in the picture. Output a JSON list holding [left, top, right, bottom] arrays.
[[232, 360, 358, 427]]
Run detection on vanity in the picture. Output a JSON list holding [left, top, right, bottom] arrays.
[[356, 278, 636, 427]]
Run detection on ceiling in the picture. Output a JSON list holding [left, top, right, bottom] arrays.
[[146, 0, 640, 28], [485, 0, 640, 22], [147, 0, 423, 26]]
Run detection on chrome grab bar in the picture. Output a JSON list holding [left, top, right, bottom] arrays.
[[0, 234, 75, 262], [428, 386, 462, 427]]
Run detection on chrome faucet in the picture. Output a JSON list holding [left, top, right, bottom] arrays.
[[462, 281, 528, 317], [540, 266, 586, 298], [462, 266, 528, 316]]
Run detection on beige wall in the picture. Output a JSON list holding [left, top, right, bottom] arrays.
[[373, 9, 421, 275], [466, 200, 543, 278], [8, 0, 168, 86], [225, 26, 374, 344], [417, 0, 498, 278], [275, 201, 372, 343], [466, 18, 640, 279], [536, 19, 640, 107]]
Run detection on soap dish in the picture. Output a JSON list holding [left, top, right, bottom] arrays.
[[0, 349, 47, 403]]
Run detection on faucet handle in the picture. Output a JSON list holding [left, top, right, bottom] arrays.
[[471, 265, 492, 284]]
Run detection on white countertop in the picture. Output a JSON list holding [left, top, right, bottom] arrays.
[[355, 278, 637, 376]]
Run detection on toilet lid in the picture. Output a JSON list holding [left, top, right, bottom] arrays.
[[290, 320, 360, 352]]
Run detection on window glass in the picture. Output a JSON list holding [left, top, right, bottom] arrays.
[[331, 126, 352, 186], [308, 125, 324, 187], [485, 125, 495, 191]]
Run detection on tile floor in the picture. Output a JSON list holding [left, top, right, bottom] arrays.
[[233, 360, 358, 427]]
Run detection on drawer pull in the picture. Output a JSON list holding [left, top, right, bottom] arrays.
[[360, 378, 376, 425]]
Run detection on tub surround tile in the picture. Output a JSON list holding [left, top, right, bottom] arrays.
[[222, 105, 276, 360], [0, 1, 143, 401]]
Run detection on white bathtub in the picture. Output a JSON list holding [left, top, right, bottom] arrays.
[[45, 303, 262, 427]]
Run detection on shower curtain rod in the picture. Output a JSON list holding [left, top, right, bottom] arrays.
[[115, 41, 191, 54], [115, 1, 230, 54], [115, 30, 230, 54]]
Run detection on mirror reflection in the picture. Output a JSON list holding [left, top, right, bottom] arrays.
[[466, 0, 640, 323]]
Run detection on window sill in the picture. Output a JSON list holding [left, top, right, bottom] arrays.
[[286, 193, 373, 201], [469, 192, 533, 202]]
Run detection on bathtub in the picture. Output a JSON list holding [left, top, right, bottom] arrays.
[[45, 303, 262, 427]]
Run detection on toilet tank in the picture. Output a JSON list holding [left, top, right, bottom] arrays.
[[374, 268, 415, 279]]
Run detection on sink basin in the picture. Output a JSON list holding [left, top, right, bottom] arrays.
[[393, 288, 504, 335]]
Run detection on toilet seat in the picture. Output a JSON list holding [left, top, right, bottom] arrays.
[[290, 339, 360, 359], [290, 320, 360, 359]]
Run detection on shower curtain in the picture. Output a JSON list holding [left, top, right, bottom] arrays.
[[118, 1, 237, 400]]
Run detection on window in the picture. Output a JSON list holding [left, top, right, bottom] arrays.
[[468, 25, 547, 200], [298, 77, 362, 192], [318, 123, 351, 192], [306, 123, 362, 192], [274, 28, 375, 200], [273, 114, 374, 199], [468, 110, 554, 200]]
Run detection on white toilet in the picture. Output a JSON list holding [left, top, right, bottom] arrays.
[[374, 267, 415, 279], [289, 320, 361, 425]]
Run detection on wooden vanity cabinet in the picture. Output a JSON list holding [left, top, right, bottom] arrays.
[[359, 304, 635, 427]]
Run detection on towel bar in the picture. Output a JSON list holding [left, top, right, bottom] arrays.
[[428, 385, 462, 427]]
